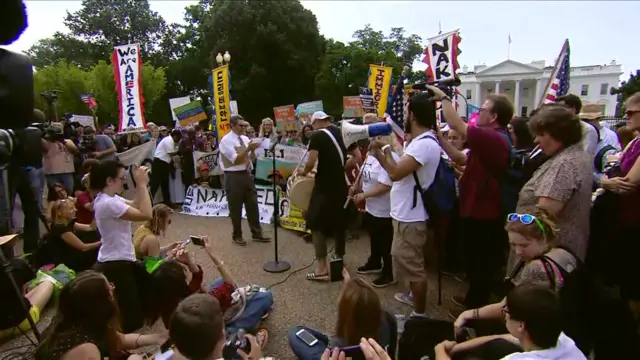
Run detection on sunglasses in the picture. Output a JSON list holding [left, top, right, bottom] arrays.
[[625, 109, 640, 118], [507, 213, 545, 234]]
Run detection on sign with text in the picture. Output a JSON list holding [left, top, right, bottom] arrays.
[[367, 65, 393, 118], [422, 29, 461, 83], [295, 100, 324, 125], [181, 185, 274, 224], [342, 96, 365, 118], [254, 144, 306, 181], [193, 150, 223, 177], [70, 115, 96, 130], [273, 105, 296, 131], [174, 100, 207, 127], [112, 43, 147, 133], [213, 64, 231, 140], [277, 193, 310, 233]]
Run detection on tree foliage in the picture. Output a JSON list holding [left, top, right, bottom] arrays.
[[611, 70, 640, 117], [33, 60, 166, 125]]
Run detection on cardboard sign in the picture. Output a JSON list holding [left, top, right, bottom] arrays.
[[343, 96, 365, 118], [174, 101, 207, 127], [273, 105, 296, 131]]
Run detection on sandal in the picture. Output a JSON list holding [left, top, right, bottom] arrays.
[[306, 272, 329, 281], [255, 328, 269, 348]]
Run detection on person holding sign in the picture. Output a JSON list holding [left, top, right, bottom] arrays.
[[219, 115, 271, 246]]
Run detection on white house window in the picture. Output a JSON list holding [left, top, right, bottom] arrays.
[[581, 84, 589, 96], [600, 83, 609, 96], [466, 89, 472, 100]]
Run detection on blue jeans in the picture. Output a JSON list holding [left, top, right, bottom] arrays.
[[45, 172, 74, 192], [287, 326, 330, 360], [209, 278, 274, 335], [25, 167, 45, 210]]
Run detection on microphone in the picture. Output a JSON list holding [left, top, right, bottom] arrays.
[[412, 77, 461, 90], [269, 134, 282, 153], [0, 0, 28, 45]]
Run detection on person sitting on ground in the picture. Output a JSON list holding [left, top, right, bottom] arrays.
[[47, 198, 102, 272], [36, 271, 167, 360], [169, 294, 269, 360], [288, 268, 393, 360], [145, 236, 273, 336], [75, 173, 95, 226], [452, 210, 577, 339], [132, 204, 181, 260], [0, 255, 56, 340], [46, 183, 75, 223], [435, 284, 586, 360], [197, 162, 222, 188]]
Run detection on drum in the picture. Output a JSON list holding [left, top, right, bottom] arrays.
[[287, 171, 315, 211]]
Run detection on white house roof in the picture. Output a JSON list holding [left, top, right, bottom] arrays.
[[475, 60, 543, 77]]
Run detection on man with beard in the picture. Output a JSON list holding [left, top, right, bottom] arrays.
[[299, 111, 349, 281]]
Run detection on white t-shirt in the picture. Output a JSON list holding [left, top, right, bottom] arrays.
[[219, 131, 253, 172], [580, 121, 598, 158], [154, 136, 176, 164], [94, 193, 135, 262], [390, 132, 441, 223], [599, 125, 621, 151], [501, 333, 586, 360], [362, 155, 393, 218]]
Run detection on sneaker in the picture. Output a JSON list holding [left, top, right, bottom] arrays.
[[451, 294, 465, 308], [252, 234, 271, 243], [372, 275, 396, 288], [394, 291, 414, 307], [232, 237, 247, 246], [357, 261, 382, 274]]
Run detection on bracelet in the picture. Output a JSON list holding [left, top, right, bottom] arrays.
[[473, 308, 479, 319]]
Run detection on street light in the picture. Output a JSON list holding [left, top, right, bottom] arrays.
[[216, 53, 223, 66], [223, 51, 231, 63], [216, 51, 231, 66]]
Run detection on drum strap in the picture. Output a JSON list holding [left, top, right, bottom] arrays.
[[320, 128, 351, 186]]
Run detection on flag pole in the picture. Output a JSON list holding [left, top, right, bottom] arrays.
[[508, 33, 511, 60], [537, 39, 569, 109]]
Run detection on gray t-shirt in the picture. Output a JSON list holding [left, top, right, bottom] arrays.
[[95, 134, 117, 160]]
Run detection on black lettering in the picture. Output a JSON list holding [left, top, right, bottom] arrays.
[[431, 39, 451, 81], [117, 47, 132, 58], [196, 188, 208, 204], [431, 39, 450, 57], [278, 149, 284, 158]]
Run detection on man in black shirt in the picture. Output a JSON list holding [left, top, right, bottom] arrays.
[[299, 111, 349, 281]]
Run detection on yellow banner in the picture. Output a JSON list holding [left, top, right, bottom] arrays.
[[213, 65, 231, 139], [278, 190, 311, 233], [367, 65, 393, 118]]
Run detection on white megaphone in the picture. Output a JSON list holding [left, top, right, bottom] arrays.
[[340, 120, 393, 147]]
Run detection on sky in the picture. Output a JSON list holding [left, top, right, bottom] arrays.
[[4, 1, 639, 82]]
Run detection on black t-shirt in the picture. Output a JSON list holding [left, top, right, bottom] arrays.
[[0, 258, 35, 329], [308, 125, 348, 193], [50, 220, 77, 264]]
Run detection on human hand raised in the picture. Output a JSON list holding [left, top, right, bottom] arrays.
[[132, 165, 149, 186], [424, 84, 448, 101]]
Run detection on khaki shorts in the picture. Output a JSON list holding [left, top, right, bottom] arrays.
[[391, 220, 428, 283]]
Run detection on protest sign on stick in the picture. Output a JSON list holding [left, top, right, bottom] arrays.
[[342, 96, 365, 118], [273, 105, 296, 131], [174, 101, 207, 127], [112, 43, 147, 133]]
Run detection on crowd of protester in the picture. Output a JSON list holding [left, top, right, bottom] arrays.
[[1, 89, 639, 360]]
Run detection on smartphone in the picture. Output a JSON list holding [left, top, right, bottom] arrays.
[[329, 258, 344, 282], [182, 238, 191, 247], [190, 235, 204, 247], [296, 329, 319, 347], [340, 345, 363, 357]]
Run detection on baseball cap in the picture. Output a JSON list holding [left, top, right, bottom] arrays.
[[310, 111, 333, 124], [198, 162, 210, 172]]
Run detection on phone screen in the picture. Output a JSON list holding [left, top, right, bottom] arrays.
[[190, 235, 204, 247], [329, 258, 344, 282], [296, 329, 318, 346], [182, 238, 191, 247]]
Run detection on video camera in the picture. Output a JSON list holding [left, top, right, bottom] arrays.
[[411, 77, 461, 99]]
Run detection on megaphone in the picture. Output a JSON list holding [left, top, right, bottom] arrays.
[[340, 120, 392, 147]]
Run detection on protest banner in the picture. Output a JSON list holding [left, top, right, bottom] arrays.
[[70, 115, 96, 129], [422, 29, 461, 84], [277, 193, 310, 233], [254, 144, 306, 181], [192, 150, 223, 177], [295, 101, 323, 125], [181, 185, 274, 224], [213, 64, 231, 140], [367, 65, 393, 118], [342, 96, 365, 118], [112, 43, 147, 133], [359, 87, 376, 114], [230, 100, 239, 115], [174, 100, 207, 127], [116, 141, 154, 197], [169, 96, 191, 123], [273, 105, 296, 131]]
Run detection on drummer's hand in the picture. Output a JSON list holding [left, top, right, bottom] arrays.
[[353, 193, 366, 204], [349, 185, 357, 196]]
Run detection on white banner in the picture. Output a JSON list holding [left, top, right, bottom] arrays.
[[70, 115, 96, 129], [113, 43, 146, 133], [193, 150, 223, 177], [180, 185, 274, 224], [423, 29, 460, 83], [116, 141, 155, 191]]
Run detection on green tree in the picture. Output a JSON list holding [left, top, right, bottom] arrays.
[[33, 61, 91, 118], [611, 70, 640, 117], [315, 25, 424, 116]]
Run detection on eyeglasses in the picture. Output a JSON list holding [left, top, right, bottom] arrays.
[[501, 304, 510, 316], [625, 109, 640, 118], [507, 213, 545, 234], [118, 175, 127, 182]]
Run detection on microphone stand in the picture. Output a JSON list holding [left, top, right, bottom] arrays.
[[263, 139, 291, 273]]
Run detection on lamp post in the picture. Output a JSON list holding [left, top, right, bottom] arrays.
[[216, 51, 231, 66]]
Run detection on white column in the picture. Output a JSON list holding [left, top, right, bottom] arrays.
[[475, 82, 482, 105], [495, 80, 501, 94], [534, 79, 541, 109], [514, 80, 521, 116]]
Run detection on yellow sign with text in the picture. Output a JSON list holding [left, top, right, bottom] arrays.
[[213, 65, 231, 138], [278, 191, 310, 233], [367, 65, 393, 118]]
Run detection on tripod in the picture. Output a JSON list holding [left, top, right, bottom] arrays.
[[0, 163, 42, 341], [263, 147, 291, 273]]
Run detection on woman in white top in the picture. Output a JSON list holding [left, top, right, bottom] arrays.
[[350, 134, 402, 287], [89, 159, 153, 333]]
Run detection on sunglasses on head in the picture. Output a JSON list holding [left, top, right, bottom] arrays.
[[507, 213, 545, 234]]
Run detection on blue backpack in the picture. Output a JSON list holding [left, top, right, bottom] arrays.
[[411, 135, 457, 216]]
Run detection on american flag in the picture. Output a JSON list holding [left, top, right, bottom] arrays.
[[384, 75, 406, 145], [542, 39, 570, 105], [80, 93, 97, 110]]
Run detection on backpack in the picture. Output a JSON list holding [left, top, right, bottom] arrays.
[[495, 130, 524, 214], [593, 144, 616, 173], [537, 247, 640, 359], [411, 135, 457, 216]]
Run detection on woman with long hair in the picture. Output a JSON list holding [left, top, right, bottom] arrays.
[[132, 204, 180, 259], [46, 183, 75, 223], [288, 269, 393, 360], [258, 118, 276, 142], [48, 198, 101, 272], [90, 160, 153, 332], [36, 271, 166, 360]]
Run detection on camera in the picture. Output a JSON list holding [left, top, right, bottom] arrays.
[[78, 134, 97, 154], [222, 329, 251, 359]]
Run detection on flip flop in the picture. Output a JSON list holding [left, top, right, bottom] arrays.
[[306, 272, 329, 281], [255, 328, 269, 348]]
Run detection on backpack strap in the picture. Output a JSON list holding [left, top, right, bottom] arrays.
[[410, 134, 438, 209], [319, 128, 351, 186], [594, 144, 617, 173]]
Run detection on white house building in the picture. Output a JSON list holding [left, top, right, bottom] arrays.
[[455, 59, 623, 117]]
